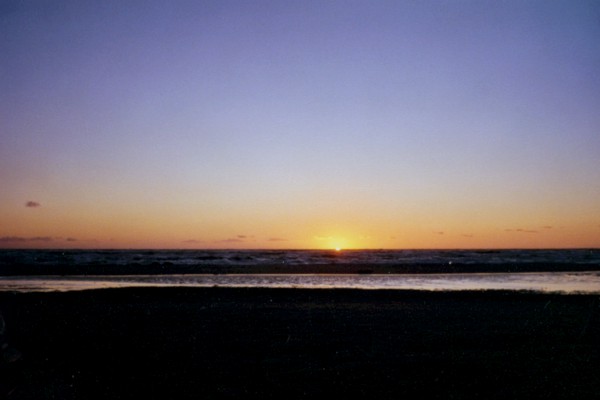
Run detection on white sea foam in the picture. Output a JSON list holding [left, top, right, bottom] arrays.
[[1, 272, 599, 294]]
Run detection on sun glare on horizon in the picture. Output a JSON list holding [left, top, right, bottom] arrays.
[[0, 2, 599, 250]]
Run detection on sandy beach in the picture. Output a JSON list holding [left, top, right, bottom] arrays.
[[0, 287, 598, 399]]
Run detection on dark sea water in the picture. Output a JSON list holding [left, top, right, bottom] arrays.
[[1, 249, 599, 293], [1, 248, 599, 268]]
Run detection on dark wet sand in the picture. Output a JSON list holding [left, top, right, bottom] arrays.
[[1, 288, 599, 399]]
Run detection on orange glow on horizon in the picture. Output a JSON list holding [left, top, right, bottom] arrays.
[[1, 200, 599, 249], [1, 2, 599, 252]]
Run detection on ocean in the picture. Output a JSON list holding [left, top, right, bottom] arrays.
[[1, 249, 599, 293], [2, 248, 600, 267]]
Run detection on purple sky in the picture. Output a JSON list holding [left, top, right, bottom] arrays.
[[1, 1, 599, 249]]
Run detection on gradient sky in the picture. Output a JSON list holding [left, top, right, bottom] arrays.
[[1, 0, 599, 249]]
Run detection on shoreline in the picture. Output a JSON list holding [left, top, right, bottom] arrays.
[[1, 287, 599, 399], [1, 270, 600, 294]]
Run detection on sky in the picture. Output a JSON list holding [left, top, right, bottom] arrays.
[[1, 0, 599, 250]]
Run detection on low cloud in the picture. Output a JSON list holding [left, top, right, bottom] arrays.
[[216, 238, 245, 243], [542, 226, 553, 230], [216, 234, 255, 244], [268, 237, 288, 242], [0, 236, 80, 244], [0, 236, 53, 242], [516, 229, 538, 233], [28, 236, 52, 241], [25, 201, 41, 208], [462, 234, 474, 238], [182, 239, 203, 244], [434, 231, 444, 235], [0, 236, 26, 243], [505, 228, 538, 234]]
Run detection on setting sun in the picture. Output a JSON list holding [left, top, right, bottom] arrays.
[[0, 1, 599, 251]]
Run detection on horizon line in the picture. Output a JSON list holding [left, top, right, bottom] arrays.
[[1, 247, 598, 252]]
